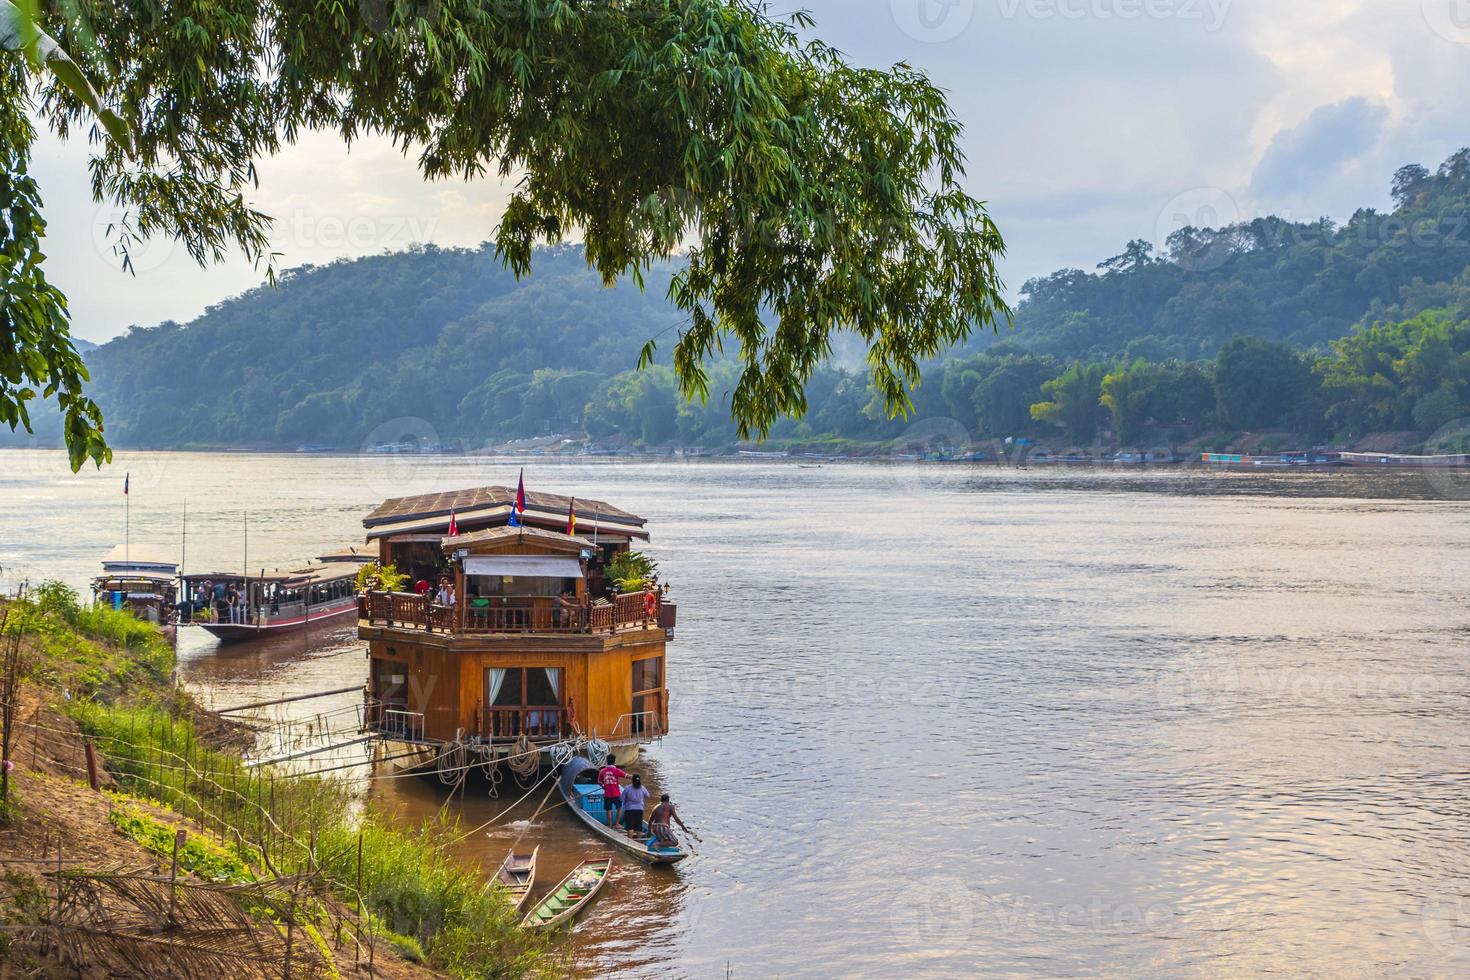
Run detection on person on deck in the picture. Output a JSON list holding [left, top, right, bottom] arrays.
[[597, 761, 629, 828], [649, 794, 688, 848], [435, 578, 453, 606], [621, 774, 650, 838]]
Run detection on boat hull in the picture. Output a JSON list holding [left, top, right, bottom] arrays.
[[521, 859, 612, 931], [188, 597, 357, 642]]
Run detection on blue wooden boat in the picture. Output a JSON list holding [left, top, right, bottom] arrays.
[[557, 758, 689, 865]]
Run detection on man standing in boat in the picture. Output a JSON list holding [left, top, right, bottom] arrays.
[[597, 760, 629, 828]]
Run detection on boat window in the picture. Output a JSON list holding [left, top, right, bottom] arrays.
[[486, 667, 563, 707]]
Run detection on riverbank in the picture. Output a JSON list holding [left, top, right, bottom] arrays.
[[0, 585, 562, 978]]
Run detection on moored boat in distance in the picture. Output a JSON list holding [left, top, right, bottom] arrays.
[[557, 757, 689, 865], [495, 846, 539, 910], [520, 858, 612, 931], [180, 550, 371, 642], [91, 545, 179, 641]]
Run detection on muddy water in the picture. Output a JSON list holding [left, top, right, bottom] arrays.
[[4, 449, 1470, 975]]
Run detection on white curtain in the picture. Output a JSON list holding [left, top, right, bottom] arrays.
[[544, 668, 561, 702], [485, 668, 506, 706]]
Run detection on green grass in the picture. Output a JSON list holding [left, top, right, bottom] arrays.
[[4, 586, 561, 978], [107, 801, 255, 884]]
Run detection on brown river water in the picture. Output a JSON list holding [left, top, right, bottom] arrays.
[[3, 449, 1470, 976]]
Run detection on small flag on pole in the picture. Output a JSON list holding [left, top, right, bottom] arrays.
[[123, 473, 129, 495], [509, 469, 525, 527], [447, 510, 459, 537], [566, 497, 576, 536]]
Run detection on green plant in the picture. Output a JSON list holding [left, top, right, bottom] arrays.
[[107, 802, 254, 884], [605, 550, 658, 593], [355, 562, 409, 594]]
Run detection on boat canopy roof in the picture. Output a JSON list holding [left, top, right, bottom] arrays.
[[182, 561, 359, 587], [443, 525, 591, 554], [101, 544, 178, 572], [559, 756, 599, 795], [363, 486, 647, 542], [93, 571, 176, 585]]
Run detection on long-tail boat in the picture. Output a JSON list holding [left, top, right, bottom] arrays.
[[556, 757, 688, 865], [521, 858, 612, 931], [494, 846, 538, 910], [180, 551, 371, 642]]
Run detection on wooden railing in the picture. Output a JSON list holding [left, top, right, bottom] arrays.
[[359, 591, 667, 636], [477, 706, 568, 742]]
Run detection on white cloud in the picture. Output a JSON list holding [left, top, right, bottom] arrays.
[[31, 0, 1470, 343]]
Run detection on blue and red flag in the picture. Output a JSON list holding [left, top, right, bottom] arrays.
[[509, 470, 526, 527], [123, 473, 129, 495]]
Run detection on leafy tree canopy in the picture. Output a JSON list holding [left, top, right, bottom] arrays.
[[3, 0, 1008, 469]]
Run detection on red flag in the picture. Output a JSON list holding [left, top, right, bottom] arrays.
[[510, 469, 526, 527], [447, 510, 458, 537]]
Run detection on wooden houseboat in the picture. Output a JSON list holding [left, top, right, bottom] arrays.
[[357, 486, 674, 771], [91, 545, 180, 641], [180, 551, 371, 642]]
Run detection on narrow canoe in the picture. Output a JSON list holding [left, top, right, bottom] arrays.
[[520, 858, 612, 931], [557, 758, 690, 865], [495, 845, 538, 911]]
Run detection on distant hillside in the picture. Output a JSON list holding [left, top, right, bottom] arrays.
[[8, 149, 1470, 455], [1000, 148, 1470, 361], [81, 244, 684, 448]]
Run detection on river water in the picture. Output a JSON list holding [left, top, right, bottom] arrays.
[[3, 449, 1470, 976]]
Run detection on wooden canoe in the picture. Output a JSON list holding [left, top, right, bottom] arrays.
[[557, 758, 690, 865], [495, 845, 538, 911], [520, 858, 612, 931]]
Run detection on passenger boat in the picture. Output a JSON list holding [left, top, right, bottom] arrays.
[[180, 551, 371, 642], [495, 846, 539, 910], [556, 758, 689, 865], [357, 484, 674, 772], [521, 858, 612, 931], [91, 545, 179, 642]]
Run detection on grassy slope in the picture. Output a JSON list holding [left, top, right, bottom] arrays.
[[0, 585, 563, 978]]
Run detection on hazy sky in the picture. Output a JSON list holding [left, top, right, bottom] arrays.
[[33, 0, 1470, 343]]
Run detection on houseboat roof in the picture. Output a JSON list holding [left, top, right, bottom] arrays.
[[101, 544, 179, 571], [363, 486, 647, 541], [443, 525, 593, 553]]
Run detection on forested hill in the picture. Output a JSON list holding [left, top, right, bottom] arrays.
[[1003, 148, 1470, 361], [8, 149, 1470, 453], [82, 244, 685, 448]]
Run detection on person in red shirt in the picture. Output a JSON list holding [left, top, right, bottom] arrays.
[[597, 761, 628, 828]]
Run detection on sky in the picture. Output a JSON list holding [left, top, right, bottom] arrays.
[[32, 0, 1470, 344]]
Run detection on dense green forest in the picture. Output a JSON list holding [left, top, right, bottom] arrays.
[[9, 149, 1470, 453]]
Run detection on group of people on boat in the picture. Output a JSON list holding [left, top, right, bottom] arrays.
[[597, 760, 688, 847], [185, 579, 246, 624]]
